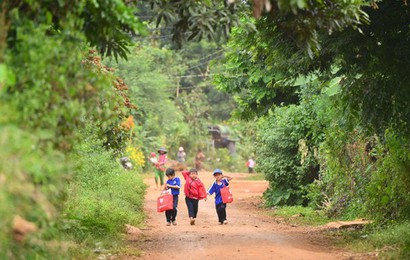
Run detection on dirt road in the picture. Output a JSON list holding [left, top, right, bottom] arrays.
[[134, 171, 351, 260]]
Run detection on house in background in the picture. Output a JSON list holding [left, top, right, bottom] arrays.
[[207, 125, 238, 155]]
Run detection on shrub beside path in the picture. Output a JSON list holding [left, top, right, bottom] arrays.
[[129, 171, 361, 260]]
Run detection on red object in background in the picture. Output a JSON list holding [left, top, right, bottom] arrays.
[[157, 193, 173, 212], [221, 186, 233, 203]]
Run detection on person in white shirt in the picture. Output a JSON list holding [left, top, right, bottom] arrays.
[[247, 158, 255, 173]]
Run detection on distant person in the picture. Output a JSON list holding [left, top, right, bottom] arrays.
[[177, 146, 186, 163], [246, 158, 255, 173], [207, 169, 232, 225], [182, 168, 207, 225], [149, 152, 159, 187], [154, 148, 167, 189], [194, 149, 206, 170], [163, 168, 180, 226]]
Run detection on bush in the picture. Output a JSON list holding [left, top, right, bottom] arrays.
[[365, 131, 410, 222], [257, 105, 320, 206], [340, 221, 410, 259], [62, 128, 146, 241], [0, 118, 68, 258], [369, 222, 410, 259], [205, 148, 245, 173]]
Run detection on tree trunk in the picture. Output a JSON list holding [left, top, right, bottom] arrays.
[[0, 1, 10, 63]]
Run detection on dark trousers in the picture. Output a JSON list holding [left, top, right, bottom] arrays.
[[216, 203, 227, 223], [185, 197, 199, 218], [165, 195, 178, 222]]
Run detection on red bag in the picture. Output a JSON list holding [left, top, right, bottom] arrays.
[[198, 185, 207, 200], [221, 185, 233, 203], [157, 193, 173, 212]]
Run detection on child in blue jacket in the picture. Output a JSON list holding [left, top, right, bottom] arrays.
[[163, 168, 180, 226], [207, 168, 232, 225]]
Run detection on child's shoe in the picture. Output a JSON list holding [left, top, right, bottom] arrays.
[[166, 222, 171, 226], [223, 220, 228, 225], [172, 221, 177, 226], [190, 218, 195, 225], [218, 222, 223, 225]]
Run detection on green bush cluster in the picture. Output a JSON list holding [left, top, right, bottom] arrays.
[[369, 221, 410, 259], [338, 221, 410, 259], [257, 105, 320, 206], [364, 132, 410, 222], [254, 79, 410, 227], [252, 79, 410, 256], [205, 148, 246, 173], [63, 127, 146, 241], [1, 3, 147, 256], [0, 107, 68, 258]]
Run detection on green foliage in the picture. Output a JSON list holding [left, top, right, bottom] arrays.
[[3, 23, 128, 151], [146, 0, 243, 47], [245, 173, 265, 181], [108, 44, 191, 156], [227, 119, 257, 166], [365, 131, 410, 222], [0, 63, 15, 88], [1, 2, 146, 257], [367, 222, 410, 259], [3, 0, 145, 60], [205, 148, 245, 173], [267, 206, 331, 226], [80, 0, 147, 60], [216, 1, 409, 136], [332, 1, 410, 136], [109, 42, 236, 162], [257, 105, 320, 206], [174, 89, 209, 150], [213, 0, 410, 230], [336, 222, 410, 259], [0, 106, 68, 259], [63, 127, 146, 241], [214, 21, 302, 119]]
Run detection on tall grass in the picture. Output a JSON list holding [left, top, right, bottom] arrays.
[[341, 221, 410, 259], [62, 129, 146, 244]]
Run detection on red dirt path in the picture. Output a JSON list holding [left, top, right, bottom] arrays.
[[130, 171, 363, 260]]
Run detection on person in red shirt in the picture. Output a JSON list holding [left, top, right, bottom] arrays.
[[153, 148, 167, 189], [182, 168, 207, 225]]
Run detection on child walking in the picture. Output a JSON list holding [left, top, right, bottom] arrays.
[[182, 168, 207, 225], [154, 148, 167, 189], [207, 168, 232, 225], [163, 168, 180, 226]]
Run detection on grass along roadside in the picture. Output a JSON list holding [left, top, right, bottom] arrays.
[[60, 128, 147, 258], [332, 221, 410, 259], [244, 173, 266, 181], [266, 205, 410, 258], [265, 206, 332, 226]]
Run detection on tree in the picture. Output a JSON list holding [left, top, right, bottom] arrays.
[[1, 0, 145, 61], [214, 0, 410, 222], [216, 0, 409, 135]]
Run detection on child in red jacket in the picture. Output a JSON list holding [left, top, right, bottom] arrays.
[[182, 168, 207, 225]]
